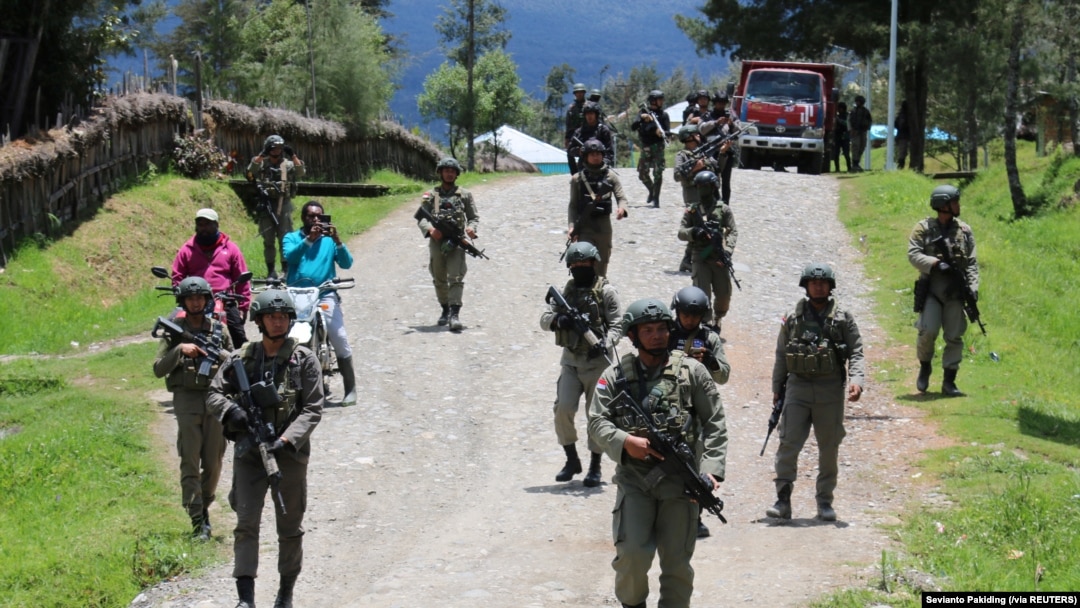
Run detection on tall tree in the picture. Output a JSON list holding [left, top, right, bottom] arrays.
[[1002, 0, 1029, 217], [472, 49, 532, 171], [149, 0, 246, 99]]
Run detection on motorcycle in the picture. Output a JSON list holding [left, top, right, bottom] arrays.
[[151, 266, 252, 324], [251, 276, 355, 386]]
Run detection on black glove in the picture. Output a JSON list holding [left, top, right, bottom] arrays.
[[283, 145, 294, 158], [555, 314, 575, 330], [223, 405, 248, 430], [692, 227, 709, 242], [266, 438, 288, 454], [262, 145, 272, 157]]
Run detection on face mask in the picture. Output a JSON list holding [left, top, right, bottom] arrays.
[[570, 266, 596, 287], [195, 231, 219, 246]]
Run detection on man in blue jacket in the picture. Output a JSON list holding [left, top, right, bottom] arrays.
[[283, 200, 357, 406]]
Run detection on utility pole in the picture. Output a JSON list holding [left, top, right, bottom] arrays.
[[303, 0, 317, 116], [465, 0, 476, 171]]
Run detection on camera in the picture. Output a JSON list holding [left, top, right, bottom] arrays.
[[317, 214, 332, 225]]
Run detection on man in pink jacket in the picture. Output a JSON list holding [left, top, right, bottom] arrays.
[[173, 208, 252, 346]]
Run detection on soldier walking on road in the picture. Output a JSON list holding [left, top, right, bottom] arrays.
[[248, 135, 305, 279], [700, 91, 739, 204], [674, 124, 719, 273], [208, 290, 324, 608], [568, 139, 628, 278], [541, 242, 623, 487], [631, 90, 670, 207], [565, 83, 588, 175], [417, 157, 480, 331], [153, 276, 234, 541], [767, 264, 864, 522], [571, 102, 615, 168], [677, 171, 738, 333], [588, 299, 727, 608], [907, 185, 979, 396]]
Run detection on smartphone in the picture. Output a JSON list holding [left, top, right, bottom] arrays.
[[317, 214, 332, 224]]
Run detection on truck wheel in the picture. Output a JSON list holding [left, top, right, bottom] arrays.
[[739, 148, 759, 170], [799, 152, 824, 175]]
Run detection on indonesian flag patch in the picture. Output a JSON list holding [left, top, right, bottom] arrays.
[[596, 377, 609, 390]]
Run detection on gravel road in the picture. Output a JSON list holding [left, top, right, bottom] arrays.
[[133, 166, 943, 608]]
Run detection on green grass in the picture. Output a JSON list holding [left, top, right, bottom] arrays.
[[816, 141, 1080, 604]]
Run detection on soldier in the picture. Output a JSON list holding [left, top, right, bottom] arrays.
[[700, 90, 739, 204], [540, 242, 623, 487], [848, 95, 872, 172], [588, 298, 728, 608], [631, 89, 670, 207], [907, 185, 979, 396], [153, 276, 234, 541], [565, 83, 589, 175], [767, 263, 864, 522], [248, 134, 305, 279], [674, 124, 720, 273], [207, 289, 324, 608], [567, 138, 628, 278], [682, 89, 710, 125], [416, 157, 480, 331], [570, 102, 615, 168], [677, 171, 738, 333]]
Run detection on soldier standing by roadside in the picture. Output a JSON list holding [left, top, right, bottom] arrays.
[[416, 157, 480, 331], [565, 83, 588, 175], [567, 139, 628, 278], [588, 298, 727, 608], [833, 102, 851, 173], [541, 242, 623, 487], [766, 263, 864, 522], [848, 96, 872, 172], [153, 276, 233, 541], [631, 90, 670, 207], [677, 171, 738, 334], [248, 135, 305, 279], [907, 185, 979, 396], [207, 289, 324, 608]]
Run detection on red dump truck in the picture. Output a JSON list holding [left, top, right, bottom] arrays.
[[732, 61, 838, 175]]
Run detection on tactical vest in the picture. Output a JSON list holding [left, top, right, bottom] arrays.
[[239, 338, 301, 434], [671, 325, 713, 357], [917, 217, 974, 267], [576, 168, 615, 216], [430, 187, 469, 231], [258, 160, 297, 197], [554, 278, 609, 354], [166, 319, 226, 391], [611, 351, 698, 446], [783, 301, 850, 378]]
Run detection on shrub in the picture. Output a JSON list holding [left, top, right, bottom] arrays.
[[171, 134, 228, 179]]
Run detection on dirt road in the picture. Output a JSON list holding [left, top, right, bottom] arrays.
[[133, 166, 939, 608]]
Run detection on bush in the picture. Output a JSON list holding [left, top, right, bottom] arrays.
[[171, 134, 228, 179]]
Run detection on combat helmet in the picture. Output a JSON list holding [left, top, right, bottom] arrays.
[[582, 138, 607, 154], [623, 298, 675, 330], [589, 89, 602, 102], [572, 83, 587, 93], [678, 124, 700, 142], [694, 170, 718, 188], [712, 89, 729, 103], [250, 289, 297, 320], [176, 276, 214, 315], [695, 89, 710, 101], [930, 184, 960, 210], [564, 241, 601, 267], [263, 134, 285, 152], [799, 263, 836, 289], [436, 157, 463, 176], [671, 286, 710, 316], [583, 101, 601, 116], [647, 89, 665, 102]]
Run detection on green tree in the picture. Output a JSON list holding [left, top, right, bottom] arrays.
[[418, 61, 470, 156], [473, 50, 533, 171], [148, 0, 245, 99]]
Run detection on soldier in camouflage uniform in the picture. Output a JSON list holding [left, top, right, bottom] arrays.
[[907, 185, 979, 396], [416, 157, 480, 332], [677, 171, 738, 332], [541, 242, 623, 487], [208, 289, 324, 608], [153, 276, 234, 541], [588, 299, 727, 608], [766, 264, 864, 522], [565, 83, 589, 175], [247, 134, 305, 279], [568, 139, 628, 278], [631, 90, 670, 207]]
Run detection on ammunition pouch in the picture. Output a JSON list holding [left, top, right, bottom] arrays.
[[589, 197, 612, 216], [785, 344, 839, 377], [913, 276, 930, 313]]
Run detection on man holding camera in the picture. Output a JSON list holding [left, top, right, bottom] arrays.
[[248, 134, 305, 279], [283, 201, 357, 406]]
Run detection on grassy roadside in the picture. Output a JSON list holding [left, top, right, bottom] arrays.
[[812, 142, 1080, 606], [0, 167, 506, 606]]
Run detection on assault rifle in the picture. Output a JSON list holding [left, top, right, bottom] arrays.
[[932, 235, 986, 335], [676, 122, 752, 175], [414, 205, 489, 260], [760, 381, 787, 456], [696, 219, 742, 291], [151, 316, 228, 384], [638, 103, 670, 147], [228, 359, 287, 514], [252, 181, 281, 228], [609, 369, 727, 524], [545, 285, 607, 359]]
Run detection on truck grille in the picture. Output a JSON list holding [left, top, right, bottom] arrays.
[[756, 125, 804, 138]]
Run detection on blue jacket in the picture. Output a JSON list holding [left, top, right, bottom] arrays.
[[283, 229, 353, 287]]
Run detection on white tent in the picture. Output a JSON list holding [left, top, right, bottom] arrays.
[[473, 125, 569, 174]]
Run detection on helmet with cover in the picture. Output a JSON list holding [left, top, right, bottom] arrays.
[[436, 157, 463, 176], [572, 83, 587, 93], [564, 241, 601, 267], [799, 263, 836, 289], [176, 276, 214, 314], [671, 286, 710, 316], [623, 298, 675, 330], [589, 89, 602, 102], [250, 289, 297, 320], [930, 184, 960, 211], [678, 124, 700, 142]]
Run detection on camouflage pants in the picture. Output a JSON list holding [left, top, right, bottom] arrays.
[[428, 239, 468, 306], [637, 144, 665, 197], [260, 198, 294, 274]]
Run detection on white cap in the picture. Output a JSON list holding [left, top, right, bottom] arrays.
[[195, 208, 219, 222]]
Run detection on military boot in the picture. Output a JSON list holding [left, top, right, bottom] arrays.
[[942, 368, 964, 397], [437, 304, 450, 326], [916, 361, 932, 393], [338, 356, 357, 406], [448, 305, 463, 332], [766, 483, 793, 519], [235, 576, 255, 608], [817, 501, 837, 522], [191, 512, 210, 541], [555, 444, 582, 482], [583, 452, 603, 487], [697, 505, 710, 538], [652, 187, 661, 208], [679, 246, 693, 273], [273, 575, 296, 608]]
